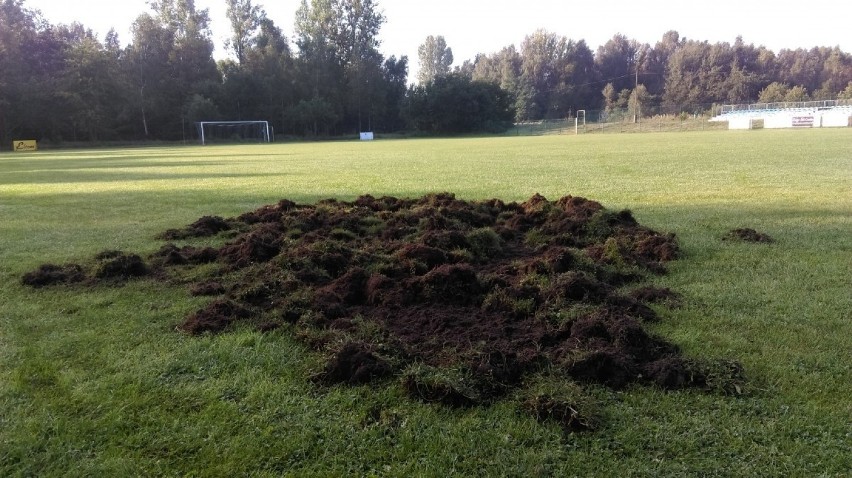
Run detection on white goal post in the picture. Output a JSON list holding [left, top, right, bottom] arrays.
[[575, 110, 586, 135], [196, 121, 272, 145]]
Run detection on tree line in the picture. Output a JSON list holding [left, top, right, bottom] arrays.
[[2, 0, 851, 146], [465, 30, 852, 121]]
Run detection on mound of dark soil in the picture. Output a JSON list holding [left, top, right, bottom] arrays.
[[152, 244, 219, 266], [179, 299, 251, 334], [21, 263, 85, 287], [94, 252, 148, 280], [629, 286, 683, 306], [315, 342, 394, 385], [723, 228, 774, 243], [22, 192, 746, 431], [22, 251, 150, 287], [189, 281, 226, 297], [159, 215, 232, 240]]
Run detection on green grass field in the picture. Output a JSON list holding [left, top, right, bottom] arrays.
[[1, 130, 850, 476]]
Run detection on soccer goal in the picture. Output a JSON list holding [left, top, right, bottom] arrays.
[[196, 121, 272, 145]]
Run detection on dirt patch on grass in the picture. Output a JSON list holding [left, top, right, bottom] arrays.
[[179, 299, 251, 334], [94, 252, 148, 280], [629, 286, 683, 307], [152, 244, 219, 266], [22, 192, 746, 431], [21, 263, 86, 287], [189, 281, 226, 297], [159, 215, 233, 240], [21, 251, 149, 287], [723, 228, 774, 243], [315, 342, 394, 385]]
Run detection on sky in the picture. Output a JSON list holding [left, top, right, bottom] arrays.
[[24, 0, 852, 78]]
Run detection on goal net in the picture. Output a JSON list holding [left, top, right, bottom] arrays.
[[196, 121, 272, 145]]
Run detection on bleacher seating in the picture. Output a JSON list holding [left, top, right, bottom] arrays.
[[710, 100, 852, 129]]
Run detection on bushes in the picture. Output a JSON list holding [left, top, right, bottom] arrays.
[[404, 74, 516, 134]]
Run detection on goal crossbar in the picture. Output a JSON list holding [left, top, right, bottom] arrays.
[[196, 121, 271, 145]]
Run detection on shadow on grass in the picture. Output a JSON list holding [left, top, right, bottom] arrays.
[[0, 170, 297, 186], [0, 152, 296, 174]]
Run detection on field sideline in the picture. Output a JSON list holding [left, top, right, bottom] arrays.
[[1, 130, 850, 476]]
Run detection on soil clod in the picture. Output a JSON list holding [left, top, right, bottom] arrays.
[[179, 299, 250, 334], [316, 342, 393, 385], [159, 215, 232, 240], [95, 252, 148, 280], [629, 286, 683, 306], [723, 228, 774, 243], [21, 263, 85, 287], [189, 281, 226, 297]]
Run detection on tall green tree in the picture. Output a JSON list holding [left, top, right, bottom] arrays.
[[405, 73, 514, 134], [417, 35, 453, 85], [225, 0, 265, 64], [661, 37, 783, 111], [777, 48, 823, 94], [294, 0, 344, 90], [472, 45, 521, 93], [125, 13, 175, 137], [293, 0, 386, 134], [725, 36, 776, 103], [517, 30, 595, 120], [376, 55, 408, 131], [0, 0, 38, 144], [471, 46, 524, 119], [814, 47, 852, 99], [54, 23, 126, 141], [642, 31, 681, 99], [338, 0, 385, 131], [596, 34, 643, 94], [662, 40, 718, 112], [601, 82, 616, 113], [334, 0, 383, 65], [838, 82, 852, 99], [125, 0, 219, 139], [0, 4, 128, 144], [757, 82, 789, 103], [784, 85, 809, 102], [247, 18, 295, 128], [220, 3, 294, 131]]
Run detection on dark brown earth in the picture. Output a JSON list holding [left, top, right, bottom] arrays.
[[21, 263, 86, 287], [21, 251, 148, 287], [22, 192, 745, 431], [723, 228, 774, 243], [158, 215, 233, 240], [629, 286, 683, 307]]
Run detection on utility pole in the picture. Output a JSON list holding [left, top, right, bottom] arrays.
[[633, 49, 643, 126], [633, 55, 639, 124]]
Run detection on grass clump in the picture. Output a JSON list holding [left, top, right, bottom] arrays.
[[465, 227, 504, 260], [517, 374, 601, 433], [401, 363, 483, 407]]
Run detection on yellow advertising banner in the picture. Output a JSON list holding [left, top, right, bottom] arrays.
[[13, 140, 38, 152]]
